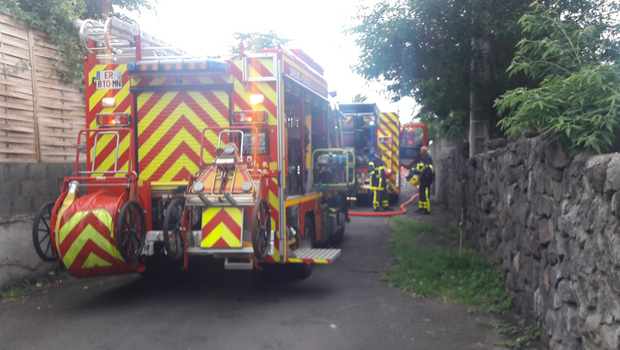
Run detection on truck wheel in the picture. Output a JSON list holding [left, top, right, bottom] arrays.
[[288, 216, 314, 279], [251, 198, 271, 261], [163, 198, 185, 261], [33, 201, 58, 262], [117, 201, 146, 263]]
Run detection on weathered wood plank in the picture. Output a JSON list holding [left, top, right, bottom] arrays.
[[0, 124, 35, 133]]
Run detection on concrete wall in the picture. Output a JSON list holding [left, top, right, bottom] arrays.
[[0, 163, 75, 288], [438, 133, 620, 350]]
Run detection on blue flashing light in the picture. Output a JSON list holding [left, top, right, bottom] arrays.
[[207, 60, 228, 73], [127, 62, 136, 72]]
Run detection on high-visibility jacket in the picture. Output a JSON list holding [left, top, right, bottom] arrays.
[[368, 155, 386, 190]]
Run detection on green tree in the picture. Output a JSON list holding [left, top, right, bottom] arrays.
[[496, 1, 620, 153], [348, 0, 534, 139], [352, 94, 367, 102], [0, 0, 154, 85], [230, 31, 291, 54]]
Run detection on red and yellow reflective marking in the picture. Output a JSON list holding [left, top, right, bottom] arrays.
[[58, 209, 123, 269], [378, 112, 400, 194], [284, 192, 321, 207], [86, 64, 133, 177], [201, 207, 243, 248], [136, 89, 230, 184], [232, 61, 277, 126], [287, 258, 330, 264]]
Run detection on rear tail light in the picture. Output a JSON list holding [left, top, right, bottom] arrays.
[[96, 113, 131, 127], [232, 110, 267, 124]]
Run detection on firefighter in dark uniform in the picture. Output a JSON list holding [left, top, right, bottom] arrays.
[[407, 146, 434, 214], [368, 148, 393, 211]]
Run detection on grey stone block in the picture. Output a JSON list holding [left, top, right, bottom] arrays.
[[0, 195, 13, 219], [27, 163, 47, 180], [7, 163, 28, 179], [13, 195, 33, 215], [605, 155, 620, 193], [0, 179, 22, 197], [21, 179, 41, 197]]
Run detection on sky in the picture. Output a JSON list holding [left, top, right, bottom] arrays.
[[132, 0, 418, 122]]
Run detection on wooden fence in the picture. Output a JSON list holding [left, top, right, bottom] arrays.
[[0, 12, 85, 163]]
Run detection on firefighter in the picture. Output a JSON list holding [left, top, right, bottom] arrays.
[[369, 148, 393, 211], [407, 146, 434, 214]]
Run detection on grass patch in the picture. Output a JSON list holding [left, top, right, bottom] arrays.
[[1, 269, 68, 301], [385, 217, 513, 313], [481, 320, 542, 349]]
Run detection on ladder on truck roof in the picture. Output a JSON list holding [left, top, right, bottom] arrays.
[[74, 17, 192, 62]]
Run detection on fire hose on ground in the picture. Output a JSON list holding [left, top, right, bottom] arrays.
[[349, 168, 419, 217], [348, 192, 419, 217]]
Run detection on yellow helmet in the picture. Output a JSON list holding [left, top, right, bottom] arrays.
[[409, 174, 420, 186]]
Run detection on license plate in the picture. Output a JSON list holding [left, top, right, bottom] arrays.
[[96, 70, 123, 89]]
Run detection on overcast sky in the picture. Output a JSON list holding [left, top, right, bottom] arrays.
[[133, 0, 417, 121]]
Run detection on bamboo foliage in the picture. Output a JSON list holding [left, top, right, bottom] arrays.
[[0, 12, 84, 163]]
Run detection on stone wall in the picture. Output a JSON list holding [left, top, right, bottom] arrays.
[[438, 133, 620, 350], [0, 163, 75, 288]]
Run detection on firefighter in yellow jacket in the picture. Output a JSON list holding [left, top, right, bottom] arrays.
[[368, 148, 393, 211]]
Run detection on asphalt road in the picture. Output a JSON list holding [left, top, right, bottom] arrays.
[[0, 189, 507, 350]]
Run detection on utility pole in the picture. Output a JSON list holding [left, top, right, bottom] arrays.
[[469, 8, 490, 158]]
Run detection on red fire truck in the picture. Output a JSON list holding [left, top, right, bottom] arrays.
[[31, 17, 351, 279], [400, 123, 428, 169], [338, 103, 401, 205]]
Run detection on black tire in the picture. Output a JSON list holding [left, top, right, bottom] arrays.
[[251, 198, 271, 261], [388, 192, 400, 205], [33, 201, 58, 262], [288, 216, 314, 279], [163, 198, 185, 261], [116, 201, 146, 263]]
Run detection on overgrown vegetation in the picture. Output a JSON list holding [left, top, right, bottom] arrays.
[[348, 0, 535, 139], [0, 0, 153, 86], [496, 1, 620, 153], [230, 31, 290, 54], [385, 217, 513, 313], [1, 270, 68, 300], [481, 320, 542, 349]]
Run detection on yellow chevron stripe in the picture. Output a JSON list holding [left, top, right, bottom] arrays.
[[82, 252, 112, 268], [137, 91, 178, 134], [59, 208, 123, 267], [158, 153, 199, 182], [89, 65, 128, 112], [197, 76, 234, 85], [201, 208, 242, 247], [140, 128, 204, 180], [288, 258, 302, 263], [139, 100, 212, 157], [247, 57, 275, 78], [136, 91, 154, 111], [381, 121, 399, 137], [59, 209, 113, 243], [272, 247, 280, 262], [186, 91, 229, 126], [233, 80, 277, 126], [62, 223, 124, 268], [149, 77, 166, 86], [92, 135, 131, 175], [380, 113, 399, 130]]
